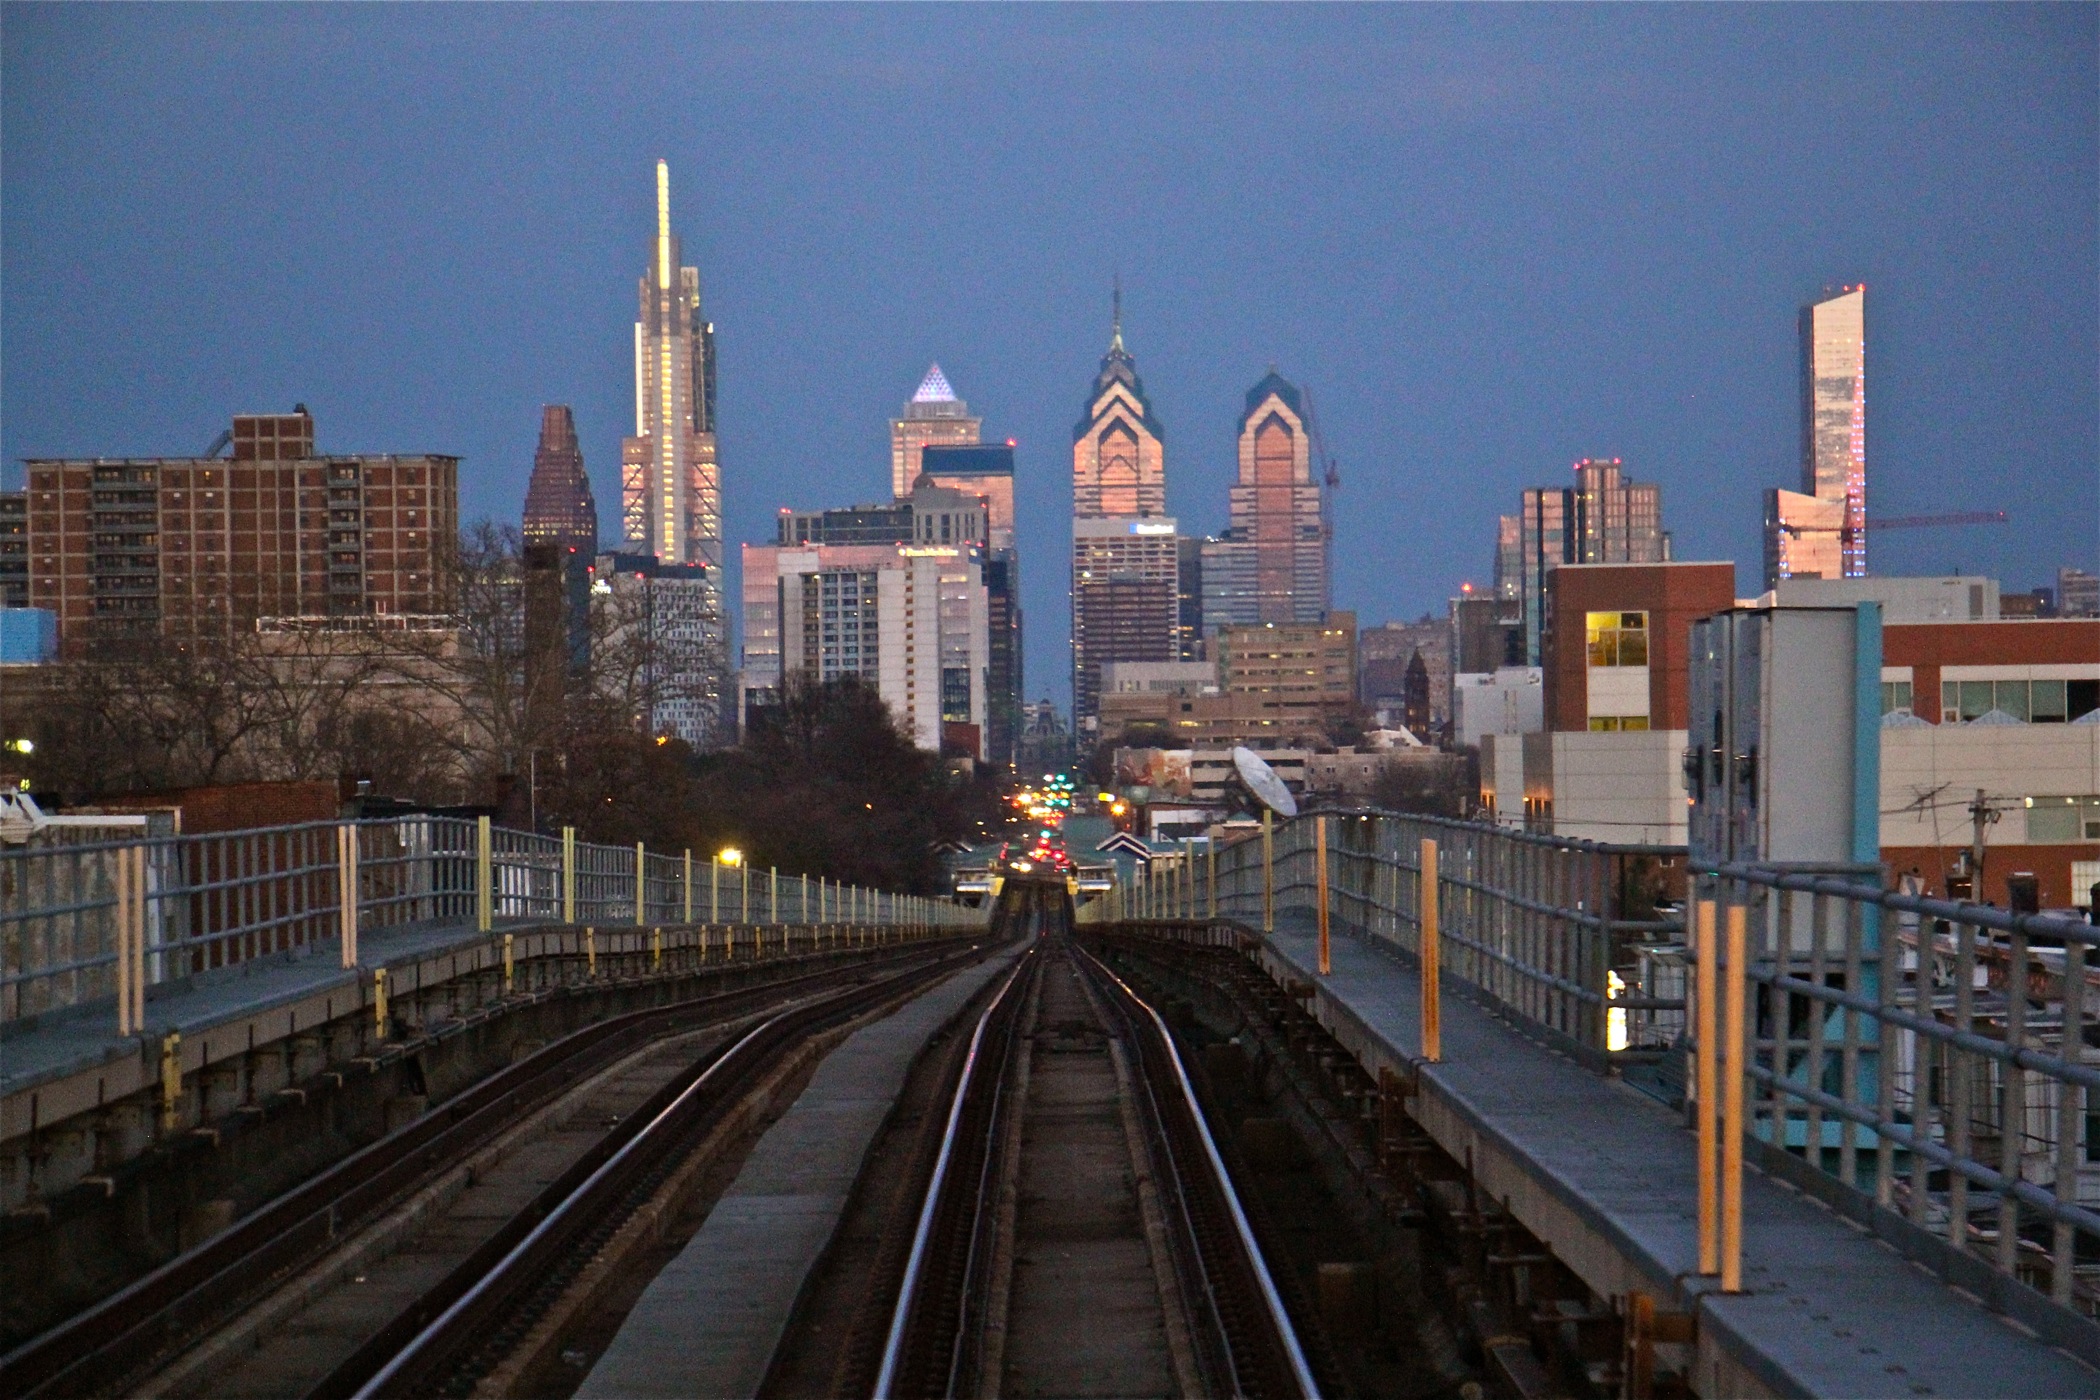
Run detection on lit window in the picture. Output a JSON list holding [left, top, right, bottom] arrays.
[[1585, 611, 1648, 667]]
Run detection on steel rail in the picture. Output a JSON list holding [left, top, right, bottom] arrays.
[[331, 943, 987, 1400], [872, 952, 1033, 1400], [347, 1010, 779, 1399], [0, 946, 946, 1400], [1076, 945, 1322, 1400]]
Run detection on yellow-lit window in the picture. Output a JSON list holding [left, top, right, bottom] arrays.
[[1585, 611, 1649, 667]]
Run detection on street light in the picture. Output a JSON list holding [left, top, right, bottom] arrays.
[[5, 739, 31, 754], [718, 846, 744, 867]]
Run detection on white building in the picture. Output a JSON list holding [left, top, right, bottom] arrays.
[[1456, 667, 1544, 827]]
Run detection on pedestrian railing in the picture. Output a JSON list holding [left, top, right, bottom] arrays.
[[1087, 807, 2100, 1340], [1099, 806, 1686, 1064], [1695, 862, 2100, 1327], [1, 815, 981, 1028]]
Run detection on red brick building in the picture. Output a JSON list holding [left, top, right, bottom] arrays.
[[23, 410, 458, 653]]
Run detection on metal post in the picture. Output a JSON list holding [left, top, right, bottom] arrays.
[[476, 815, 493, 932], [1695, 897, 1720, 1276], [1207, 841, 1217, 919], [337, 824, 359, 968], [771, 866, 780, 925], [711, 857, 720, 923], [1261, 810, 1274, 933], [741, 863, 750, 923], [635, 842, 647, 926], [802, 871, 811, 924], [1316, 817, 1331, 975], [1721, 898, 1747, 1294], [562, 826, 575, 925], [503, 932, 514, 994], [373, 967, 389, 1039], [1420, 838, 1440, 1061], [683, 850, 693, 924], [116, 844, 135, 1035]]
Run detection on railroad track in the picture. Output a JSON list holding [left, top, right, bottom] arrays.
[[2, 940, 986, 1400], [870, 884, 1323, 1400]]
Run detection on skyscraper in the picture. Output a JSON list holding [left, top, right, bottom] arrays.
[[621, 160, 720, 572], [1765, 284, 1866, 587], [522, 405, 598, 555], [1493, 458, 1666, 664], [1072, 290, 1165, 518], [891, 366, 982, 500], [1071, 289, 1178, 735], [1200, 369, 1328, 630], [618, 160, 726, 745]]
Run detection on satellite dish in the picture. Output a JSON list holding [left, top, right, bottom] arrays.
[[1232, 746, 1298, 818]]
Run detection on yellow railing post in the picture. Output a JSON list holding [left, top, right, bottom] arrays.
[[683, 850, 693, 924], [1722, 898, 1748, 1294], [1420, 838, 1440, 1061], [1261, 810, 1274, 934], [476, 815, 493, 932], [561, 826, 575, 924], [770, 866, 780, 926], [373, 967, 389, 1038], [635, 843, 647, 927], [338, 824, 359, 969], [1316, 816, 1331, 974], [1696, 897, 1720, 1276], [503, 932, 515, 994]]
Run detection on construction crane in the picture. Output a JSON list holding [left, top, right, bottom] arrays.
[[1867, 511, 2008, 531], [1779, 510, 2008, 536], [1299, 385, 1341, 531]]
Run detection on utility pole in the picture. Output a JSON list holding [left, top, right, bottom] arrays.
[[1966, 787, 1999, 899]]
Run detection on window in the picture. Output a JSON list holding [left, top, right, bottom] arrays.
[[1585, 611, 1648, 667], [1587, 716, 1651, 732], [2027, 796, 2100, 843], [1881, 680, 1913, 716]]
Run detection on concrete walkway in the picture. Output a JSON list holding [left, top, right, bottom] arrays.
[[1260, 911, 2098, 1399], [580, 946, 1021, 1399]]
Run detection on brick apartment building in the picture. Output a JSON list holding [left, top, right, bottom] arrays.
[[18, 409, 458, 654]]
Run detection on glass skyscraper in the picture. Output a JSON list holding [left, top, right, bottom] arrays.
[[618, 161, 726, 746], [1200, 369, 1329, 630], [1494, 458, 1666, 664], [1766, 284, 1866, 587]]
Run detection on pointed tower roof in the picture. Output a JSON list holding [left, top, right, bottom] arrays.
[[912, 363, 958, 404], [1075, 280, 1161, 442]]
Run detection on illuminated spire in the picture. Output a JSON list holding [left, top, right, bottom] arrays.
[[1109, 274, 1124, 355], [912, 363, 957, 404], [656, 159, 671, 290]]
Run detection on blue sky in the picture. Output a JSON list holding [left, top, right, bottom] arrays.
[[4, 4, 2094, 710]]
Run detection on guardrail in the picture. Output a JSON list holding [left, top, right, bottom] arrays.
[[1696, 861, 2100, 1329], [2, 815, 980, 1028], [1095, 807, 1686, 1063]]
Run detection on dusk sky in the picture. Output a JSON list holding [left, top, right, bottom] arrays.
[[4, 4, 2094, 709]]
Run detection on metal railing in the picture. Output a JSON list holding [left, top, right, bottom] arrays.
[[1085, 808, 2100, 1337], [1097, 807, 1685, 1062], [1697, 861, 2100, 1324], [2, 815, 981, 1027]]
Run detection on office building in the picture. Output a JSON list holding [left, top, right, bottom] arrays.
[[1073, 518, 1182, 734], [2060, 567, 2100, 619], [621, 161, 720, 572], [1071, 293, 1180, 733], [22, 409, 457, 652], [916, 442, 1010, 547], [1456, 668, 1544, 826], [1, 490, 26, 608], [1493, 458, 1666, 664], [1215, 612, 1357, 718], [1200, 370, 1328, 629], [1773, 574, 1999, 623], [1765, 284, 1867, 587], [617, 160, 727, 745], [774, 479, 1018, 766], [1522, 561, 1736, 842], [891, 366, 983, 501], [522, 405, 598, 555], [591, 552, 722, 749]]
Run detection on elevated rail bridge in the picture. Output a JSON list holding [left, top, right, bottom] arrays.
[[2, 810, 2095, 1397]]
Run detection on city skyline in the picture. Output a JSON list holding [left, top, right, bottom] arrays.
[[3, 5, 2093, 712]]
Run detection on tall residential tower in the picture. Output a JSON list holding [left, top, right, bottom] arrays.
[[1765, 284, 1866, 587]]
